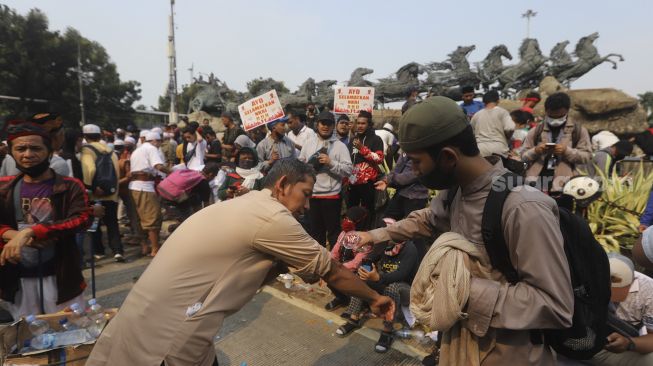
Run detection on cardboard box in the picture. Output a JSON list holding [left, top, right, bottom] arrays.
[[0, 309, 116, 365]]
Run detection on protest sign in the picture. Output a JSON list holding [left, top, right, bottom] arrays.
[[238, 90, 285, 131], [333, 87, 374, 114]]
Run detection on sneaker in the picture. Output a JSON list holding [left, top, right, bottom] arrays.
[[114, 253, 126, 263], [93, 254, 105, 261]]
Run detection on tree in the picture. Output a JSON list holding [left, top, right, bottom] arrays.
[[639, 92, 653, 124], [0, 6, 141, 129], [246, 77, 289, 97]]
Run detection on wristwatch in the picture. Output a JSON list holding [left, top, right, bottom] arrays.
[[626, 337, 636, 351]]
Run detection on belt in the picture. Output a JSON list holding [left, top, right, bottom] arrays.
[[131, 172, 155, 181]]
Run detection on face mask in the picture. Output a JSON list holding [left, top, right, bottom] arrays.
[[17, 158, 51, 178], [341, 218, 356, 232], [418, 152, 456, 190], [239, 159, 255, 169], [545, 115, 567, 127]]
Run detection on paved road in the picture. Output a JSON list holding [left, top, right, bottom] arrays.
[[84, 245, 425, 366]]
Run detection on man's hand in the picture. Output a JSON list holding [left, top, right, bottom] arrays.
[[268, 151, 280, 165], [554, 144, 566, 156], [639, 224, 648, 233], [353, 138, 363, 150], [92, 204, 106, 218], [351, 231, 374, 251], [605, 332, 632, 353], [534, 142, 548, 155], [236, 186, 250, 196], [93, 187, 106, 196], [374, 180, 387, 191], [0, 229, 34, 266], [358, 263, 380, 282], [318, 153, 331, 166], [368, 295, 395, 322]]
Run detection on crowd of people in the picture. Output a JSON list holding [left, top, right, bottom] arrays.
[[1, 86, 653, 365]]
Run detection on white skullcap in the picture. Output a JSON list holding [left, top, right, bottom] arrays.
[[82, 124, 101, 134], [163, 132, 174, 139], [146, 131, 161, 141], [124, 136, 136, 145], [642, 226, 653, 264], [139, 130, 149, 138], [151, 127, 163, 134], [113, 139, 125, 146], [383, 123, 394, 132]]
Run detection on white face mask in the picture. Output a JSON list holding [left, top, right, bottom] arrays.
[[546, 115, 567, 127]]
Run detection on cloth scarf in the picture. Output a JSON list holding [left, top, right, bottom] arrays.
[[235, 166, 264, 189], [410, 232, 495, 366]]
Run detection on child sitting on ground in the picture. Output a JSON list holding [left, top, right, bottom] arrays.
[[336, 218, 418, 353], [324, 206, 372, 312], [510, 109, 533, 154]]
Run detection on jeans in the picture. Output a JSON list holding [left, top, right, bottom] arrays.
[[308, 198, 342, 247]]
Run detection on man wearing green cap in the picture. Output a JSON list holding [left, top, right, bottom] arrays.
[[354, 96, 574, 364]]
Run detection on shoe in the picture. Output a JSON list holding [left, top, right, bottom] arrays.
[[93, 254, 105, 261], [335, 319, 361, 338], [374, 331, 394, 353], [324, 297, 346, 311], [114, 253, 126, 263]]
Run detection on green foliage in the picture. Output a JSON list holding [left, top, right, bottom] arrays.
[[588, 162, 653, 252], [0, 5, 141, 129], [246, 77, 289, 97], [158, 83, 202, 114]]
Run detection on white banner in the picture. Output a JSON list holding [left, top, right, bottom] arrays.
[[238, 89, 285, 131], [333, 87, 374, 114]]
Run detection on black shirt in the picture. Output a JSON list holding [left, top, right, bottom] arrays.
[[207, 140, 222, 163]]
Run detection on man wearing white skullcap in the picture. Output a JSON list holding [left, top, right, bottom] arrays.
[[129, 130, 169, 257], [589, 253, 653, 365], [137, 129, 149, 147], [633, 227, 653, 270]]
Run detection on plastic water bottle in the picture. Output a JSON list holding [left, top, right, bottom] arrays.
[[86, 299, 107, 338], [52, 329, 93, 347], [69, 303, 91, 328], [26, 315, 51, 336], [88, 203, 102, 232], [394, 329, 425, 339], [31, 333, 55, 350], [59, 318, 78, 331], [19, 340, 34, 353]]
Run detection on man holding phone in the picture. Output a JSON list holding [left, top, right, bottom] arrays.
[[521, 92, 593, 193]]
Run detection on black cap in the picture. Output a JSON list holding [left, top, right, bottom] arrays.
[[316, 111, 335, 125]]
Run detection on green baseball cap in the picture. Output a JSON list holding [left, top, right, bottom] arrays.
[[398, 96, 469, 152]]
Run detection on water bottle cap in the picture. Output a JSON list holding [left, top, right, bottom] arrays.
[[59, 318, 68, 325], [70, 303, 80, 311], [25, 315, 36, 323], [88, 298, 97, 306]]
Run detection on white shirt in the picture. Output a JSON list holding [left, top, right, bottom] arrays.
[[287, 125, 316, 155], [184, 139, 207, 171], [471, 106, 516, 157], [375, 129, 395, 153], [129, 142, 165, 192]]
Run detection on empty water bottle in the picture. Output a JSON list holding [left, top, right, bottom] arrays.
[[394, 329, 425, 339], [59, 318, 78, 331], [69, 303, 91, 328], [19, 340, 34, 353], [26, 315, 51, 336], [30, 333, 55, 350], [86, 316, 108, 339], [52, 329, 93, 347]]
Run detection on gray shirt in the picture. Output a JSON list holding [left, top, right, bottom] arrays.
[[256, 135, 297, 173]]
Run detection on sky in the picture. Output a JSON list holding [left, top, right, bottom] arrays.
[[4, 0, 652, 109]]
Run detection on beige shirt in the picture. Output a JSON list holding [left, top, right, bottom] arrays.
[[87, 189, 333, 366], [369, 162, 573, 365], [80, 141, 120, 202], [471, 106, 515, 157]]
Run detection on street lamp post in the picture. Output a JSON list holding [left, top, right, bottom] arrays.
[[522, 9, 537, 39], [168, 0, 179, 124]]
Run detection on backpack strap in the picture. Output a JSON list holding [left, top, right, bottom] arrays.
[[571, 121, 581, 147], [481, 171, 522, 284], [13, 177, 23, 222], [443, 187, 459, 211], [82, 144, 104, 157]]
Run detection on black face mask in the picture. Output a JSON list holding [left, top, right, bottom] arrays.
[[16, 158, 51, 178], [239, 159, 255, 169], [418, 151, 456, 190]]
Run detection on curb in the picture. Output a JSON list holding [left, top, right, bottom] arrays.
[[261, 286, 430, 360]]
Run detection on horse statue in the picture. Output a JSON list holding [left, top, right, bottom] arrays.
[[189, 78, 235, 114], [476, 44, 513, 89], [348, 67, 375, 87], [497, 38, 548, 94], [376, 62, 425, 103], [280, 78, 316, 109], [313, 79, 337, 107], [554, 32, 624, 84], [426, 45, 479, 93]]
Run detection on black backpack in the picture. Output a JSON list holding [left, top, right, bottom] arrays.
[[84, 145, 118, 196], [446, 172, 611, 360]]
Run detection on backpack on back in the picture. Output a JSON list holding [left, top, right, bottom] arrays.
[[156, 169, 204, 203], [84, 145, 118, 196], [482, 172, 611, 360]]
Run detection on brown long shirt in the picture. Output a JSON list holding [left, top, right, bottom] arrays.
[[369, 161, 574, 365]]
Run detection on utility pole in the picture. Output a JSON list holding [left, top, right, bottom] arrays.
[[77, 42, 86, 126], [168, 0, 179, 124], [522, 9, 537, 39], [188, 63, 194, 84]]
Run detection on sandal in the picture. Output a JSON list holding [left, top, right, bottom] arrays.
[[324, 297, 346, 311], [335, 319, 360, 337], [374, 331, 394, 353]]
